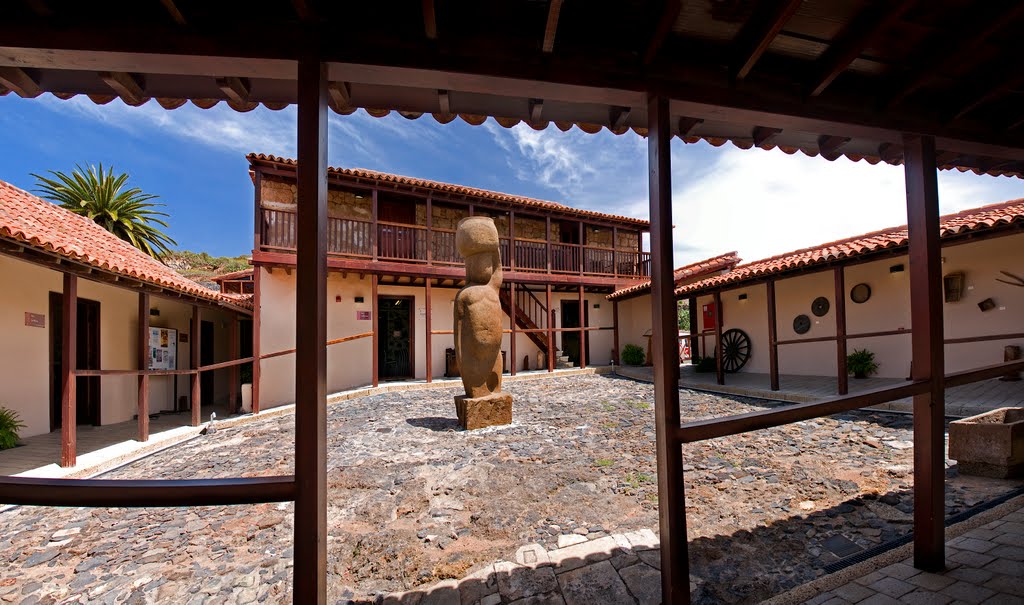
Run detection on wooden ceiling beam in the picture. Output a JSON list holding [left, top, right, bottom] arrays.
[[216, 76, 250, 103], [542, 0, 564, 53], [677, 116, 703, 136], [529, 98, 543, 123], [950, 71, 1024, 122], [752, 126, 782, 147], [438, 89, 450, 115], [609, 106, 631, 130], [99, 71, 145, 104], [643, 0, 682, 65], [422, 0, 437, 40], [0, 66, 42, 98], [878, 143, 903, 164], [327, 81, 351, 110], [817, 134, 850, 160], [160, 0, 187, 25], [886, 4, 1024, 108], [806, 0, 915, 97], [732, 0, 804, 81]]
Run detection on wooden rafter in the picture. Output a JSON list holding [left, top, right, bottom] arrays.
[[422, 0, 437, 40], [806, 0, 915, 97], [216, 76, 250, 103], [160, 0, 187, 25], [732, 0, 804, 80], [879, 142, 903, 164], [643, 0, 682, 65], [817, 134, 850, 160], [609, 106, 631, 130], [438, 89, 450, 115], [951, 70, 1024, 122], [0, 66, 41, 98], [752, 126, 782, 147], [99, 71, 145, 104], [529, 98, 543, 123], [542, 0, 564, 53], [327, 81, 351, 110], [677, 116, 703, 136]]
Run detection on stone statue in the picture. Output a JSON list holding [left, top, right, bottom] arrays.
[[453, 217, 513, 429]]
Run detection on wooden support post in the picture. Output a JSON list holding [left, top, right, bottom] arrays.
[[371, 189, 379, 261], [425, 279, 433, 383], [647, 94, 689, 605], [613, 299, 620, 365], [252, 267, 262, 414], [767, 281, 780, 391], [688, 297, 698, 362], [545, 217, 552, 273], [137, 292, 150, 442], [191, 305, 200, 427], [578, 284, 586, 368], [903, 133, 945, 572], [253, 170, 263, 249], [547, 284, 554, 372], [426, 193, 433, 265], [229, 315, 240, 414], [578, 222, 585, 275], [714, 290, 724, 386], [509, 210, 516, 272], [612, 226, 619, 278], [509, 281, 517, 376], [293, 56, 329, 605], [834, 267, 848, 395], [371, 274, 379, 387], [60, 274, 77, 468]]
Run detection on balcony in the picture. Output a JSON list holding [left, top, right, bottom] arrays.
[[259, 208, 651, 279]]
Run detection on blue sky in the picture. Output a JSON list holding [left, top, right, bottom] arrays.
[[2, 94, 1023, 265]]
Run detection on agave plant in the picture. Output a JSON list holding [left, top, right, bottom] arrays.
[[33, 164, 177, 260]]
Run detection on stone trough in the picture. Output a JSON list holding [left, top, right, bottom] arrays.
[[949, 407, 1024, 479]]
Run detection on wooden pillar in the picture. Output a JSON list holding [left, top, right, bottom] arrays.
[[904, 133, 945, 572], [229, 314, 240, 414], [647, 94, 689, 605], [371, 189, 379, 261], [714, 290, 724, 386], [425, 279, 433, 383], [834, 267, 848, 395], [545, 217, 552, 273], [426, 193, 433, 265], [578, 285, 586, 368], [612, 299, 620, 365], [190, 305, 200, 427], [767, 281, 780, 391], [137, 292, 150, 442], [293, 56, 329, 604], [509, 210, 516, 272], [578, 221, 585, 275], [612, 226, 619, 278], [688, 297, 698, 362], [253, 267, 262, 414], [60, 274, 77, 468], [371, 274, 379, 387], [546, 284, 554, 372], [509, 281, 517, 376]]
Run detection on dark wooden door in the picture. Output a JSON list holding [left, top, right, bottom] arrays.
[[560, 299, 589, 367], [201, 320, 215, 405], [378, 199, 419, 260], [559, 221, 580, 244], [50, 293, 101, 429], [378, 296, 414, 380]]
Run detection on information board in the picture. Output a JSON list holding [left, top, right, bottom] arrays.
[[149, 327, 178, 370]]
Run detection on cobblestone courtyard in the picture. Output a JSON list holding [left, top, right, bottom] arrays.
[[1, 374, 1020, 604]]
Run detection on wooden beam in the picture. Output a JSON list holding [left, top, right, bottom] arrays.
[[766, 281, 779, 391], [216, 76, 250, 103], [0, 66, 42, 98], [677, 116, 703, 136], [688, 297, 698, 362], [609, 106, 631, 130], [137, 292, 150, 442], [546, 284, 554, 372], [61, 274, 77, 468], [160, 0, 187, 25], [372, 274, 379, 387], [252, 267, 262, 414], [426, 279, 433, 381], [752, 126, 782, 147], [879, 142, 904, 164], [99, 71, 145, 104], [818, 134, 850, 160], [713, 290, 724, 386], [327, 81, 351, 111], [542, 0, 564, 53], [806, 0, 914, 97], [229, 315, 240, 414], [647, 95, 689, 605], [903, 133, 945, 572], [732, 0, 804, 80], [612, 299, 620, 365], [438, 89, 451, 115], [293, 57, 329, 605], [951, 71, 1024, 122], [422, 0, 437, 40], [578, 285, 586, 369], [529, 98, 544, 124], [643, 0, 682, 65], [190, 305, 200, 427], [509, 281, 517, 376], [834, 267, 847, 395]]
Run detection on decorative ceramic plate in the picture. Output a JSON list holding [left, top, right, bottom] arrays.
[[850, 283, 871, 304], [811, 296, 831, 317], [793, 314, 811, 334]]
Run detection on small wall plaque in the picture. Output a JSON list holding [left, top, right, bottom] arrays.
[[25, 312, 45, 328], [357, 310, 371, 321], [180, 334, 189, 343]]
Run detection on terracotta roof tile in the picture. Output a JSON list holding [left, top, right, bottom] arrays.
[[247, 153, 650, 227], [608, 252, 741, 300], [676, 199, 1024, 297], [0, 179, 249, 310]]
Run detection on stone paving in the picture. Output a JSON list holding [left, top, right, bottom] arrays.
[[0, 374, 1021, 604]]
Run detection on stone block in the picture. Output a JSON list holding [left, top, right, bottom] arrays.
[[623, 528, 659, 551], [515, 544, 551, 568], [618, 563, 662, 605], [548, 536, 618, 572], [556, 560, 633, 605], [494, 561, 558, 602], [455, 393, 512, 430], [949, 407, 1024, 478]]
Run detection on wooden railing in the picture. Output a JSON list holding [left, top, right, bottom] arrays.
[[260, 208, 650, 278]]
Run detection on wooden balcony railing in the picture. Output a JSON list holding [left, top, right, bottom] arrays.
[[260, 208, 651, 278]]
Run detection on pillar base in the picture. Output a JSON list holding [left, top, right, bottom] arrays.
[[455, 392, 513, 430]]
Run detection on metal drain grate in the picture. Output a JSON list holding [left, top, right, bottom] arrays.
[[823, 485, 1024, 574]]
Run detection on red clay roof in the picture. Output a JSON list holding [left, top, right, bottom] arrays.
[[676, 199, 1024, 297], [0, 179, 250, 311], [211, 268, 255, 282], [248, 153, 650, 227], [608, 252, 741, 301]]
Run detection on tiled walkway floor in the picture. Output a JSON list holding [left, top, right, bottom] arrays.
[[617, 365, 1024, 416]]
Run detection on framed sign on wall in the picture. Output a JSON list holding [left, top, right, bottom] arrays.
[[149, 327, 178, 370]]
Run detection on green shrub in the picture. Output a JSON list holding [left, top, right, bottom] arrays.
[[695, 356, 717, 373], [0, 407, 25, 450], [847, 349, 879, 378], [621, 344, 645, 366]]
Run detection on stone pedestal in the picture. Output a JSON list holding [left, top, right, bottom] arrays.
[[949, 407, 1024, 479], [455, 392, 513, 430]]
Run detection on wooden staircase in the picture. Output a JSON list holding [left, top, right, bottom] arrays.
[[499, 285, 574, 369]]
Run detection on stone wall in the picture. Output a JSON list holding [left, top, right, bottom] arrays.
[[261, 175, 372, 221]]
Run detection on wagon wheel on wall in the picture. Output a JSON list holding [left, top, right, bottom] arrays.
[[718, 328, 752, 373]]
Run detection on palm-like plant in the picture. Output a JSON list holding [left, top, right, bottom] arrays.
[[33, 164, 177, 260]]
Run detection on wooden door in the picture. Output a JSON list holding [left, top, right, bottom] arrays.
[[560, 299, 589, 367], [201, 320, 215, 405], [378, 296, 414, 380], [378, 198, 418, 260], [50, 293, 101, 429]]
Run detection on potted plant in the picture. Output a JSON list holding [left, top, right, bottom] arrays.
[[847, 348, 879, 379], [621, 344, 646, 366], [0, 406, 26, 450]]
